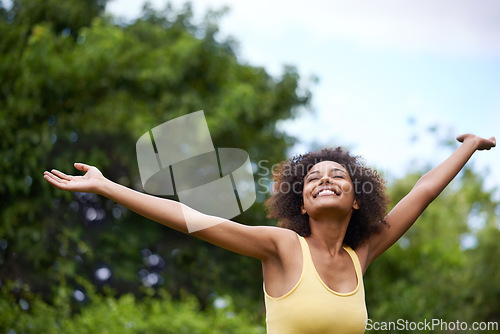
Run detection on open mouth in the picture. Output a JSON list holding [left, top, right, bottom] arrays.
[[314, 187, 341, 198]]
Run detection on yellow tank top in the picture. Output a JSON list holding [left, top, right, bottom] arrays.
[[264, 235, 367, 334]]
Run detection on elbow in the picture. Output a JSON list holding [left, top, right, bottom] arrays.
[[412, 180, 441, 203]]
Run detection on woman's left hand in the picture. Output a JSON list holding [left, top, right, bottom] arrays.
[[456, 134, 496, 151]]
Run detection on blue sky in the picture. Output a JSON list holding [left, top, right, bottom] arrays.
[[107, 0, 499, 194]]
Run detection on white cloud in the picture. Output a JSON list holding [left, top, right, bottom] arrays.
[[106, 0, 500, 76], [119, 0, 500, 57], [241, 0, 500, 56]]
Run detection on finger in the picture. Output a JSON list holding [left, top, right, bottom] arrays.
[[44, 171, 66, 184], [489, 137, 496, 147], [44, 172, 68, 189], [51, 169, 73, 181], [44, 171, 62, 183], [456, 134, 465, 142], [74, 162, 91, 172]]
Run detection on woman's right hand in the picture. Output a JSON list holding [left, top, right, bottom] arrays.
[[44, 163, 105, 194]]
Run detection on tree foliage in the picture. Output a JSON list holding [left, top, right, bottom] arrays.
[[364, 136, 500, 333], [0, 0, 308, 323], [0, 280, 265, 333]]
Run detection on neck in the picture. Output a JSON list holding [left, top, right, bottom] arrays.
[[307, 214, 350, 255]]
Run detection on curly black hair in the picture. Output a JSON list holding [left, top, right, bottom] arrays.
[[264, 147, 390, 249]]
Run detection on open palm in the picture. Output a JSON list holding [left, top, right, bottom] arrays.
[[44, 163, 104, 194]]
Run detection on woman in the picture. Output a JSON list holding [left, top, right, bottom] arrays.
[[44, 133, 495, 333]]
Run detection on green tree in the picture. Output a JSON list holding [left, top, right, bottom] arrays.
[[364, 134, 499, 333], [0, 0, 309, 321], [0, 280, 265, 333]]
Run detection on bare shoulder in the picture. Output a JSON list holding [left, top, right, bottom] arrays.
[[268, 226, 300, 248], [193, 220, 298, 261], [253, 225, 301, 267], [255, 225, 300, 255]]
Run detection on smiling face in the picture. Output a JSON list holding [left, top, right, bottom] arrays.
[[301, 161, 359, 219]]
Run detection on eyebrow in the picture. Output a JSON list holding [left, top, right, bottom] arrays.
[[305, 168, 347, 179]]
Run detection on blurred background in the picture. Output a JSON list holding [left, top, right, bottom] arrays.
[[108, 0, 500, 191], [1, 0, 499, 333]]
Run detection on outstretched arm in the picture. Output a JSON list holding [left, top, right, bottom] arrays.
[[364, 134, 496, 266], [43, 163, 285, 261]]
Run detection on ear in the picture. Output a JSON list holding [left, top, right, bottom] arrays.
[[352, 198, 360, 210], [301, 205, 307, 215]]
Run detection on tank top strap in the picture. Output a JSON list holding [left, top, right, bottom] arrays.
[[342, 245, 364, 284], [296, 235, 315, 272]]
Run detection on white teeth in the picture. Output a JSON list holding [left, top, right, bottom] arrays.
[[318, 189, 336, 197]]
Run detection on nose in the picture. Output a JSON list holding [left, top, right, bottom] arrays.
[[319, 175, 334, 185]]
